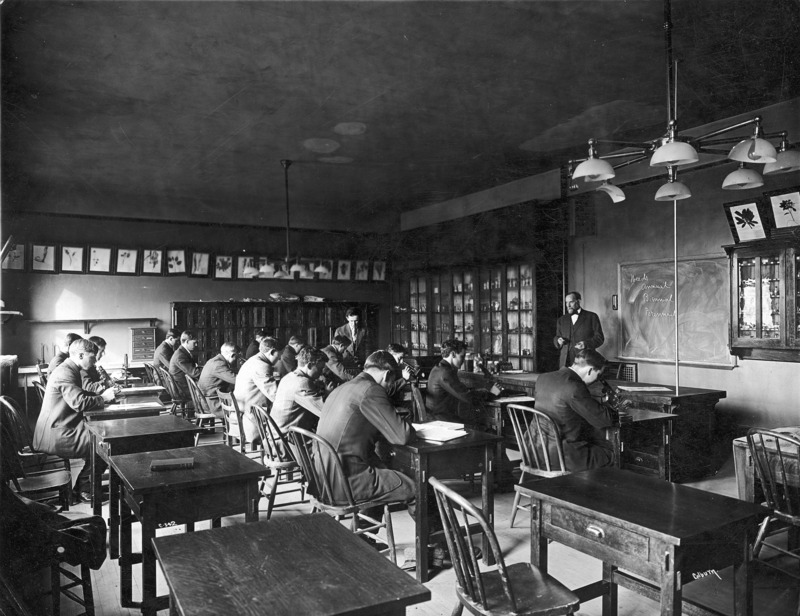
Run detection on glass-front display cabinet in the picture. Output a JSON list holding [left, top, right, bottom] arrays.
[[725, 238, 800, 361], [391, 277, 411, 351], [409, 276, 428, 354]]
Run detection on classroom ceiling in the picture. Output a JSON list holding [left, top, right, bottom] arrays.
[[2, 0, 799, 234]]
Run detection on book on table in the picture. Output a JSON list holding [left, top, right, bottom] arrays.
[[412, 421, 467, 442], [150, 457, 195, 471]]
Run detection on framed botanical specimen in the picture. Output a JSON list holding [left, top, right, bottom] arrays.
[[1, 242, 25, 270], [372, 260, 386, 282], [314, 259, 334, 280], [355, 260, 370, 281], [141, 249, 164, 275], [31, 244, 56, 272], [214, 255, 234, 279], [60, 246, 85, 273], [336, 260, 351, 281], [190, 251, 210, 277], [237, 256, 259, 279], [723, 199, 771, 243], [764, 186, 800, 232], [115, 248, 138, 275], [88, 246, 113, 274], [166, 249, 187, 275]]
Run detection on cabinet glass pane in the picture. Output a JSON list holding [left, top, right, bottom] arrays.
[[760, 256, 780, 339], [796, 254, 800, 338], [738, 258, 756, 338]]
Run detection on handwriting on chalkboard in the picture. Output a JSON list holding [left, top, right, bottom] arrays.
[[619, 259, 732, 366]]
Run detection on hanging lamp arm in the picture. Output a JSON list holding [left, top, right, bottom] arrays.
[[692, 117, 760, 144], [281, 159, 292, 262]]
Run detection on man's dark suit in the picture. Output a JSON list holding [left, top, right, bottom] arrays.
[[152, 340, 174, 371], [333, 323, 368, 365], [321, 344, 355, 386], [33, 358, 106, 494], [533, 367, 614, 471], [425, 360, 472, 422], [554, 309, 604, 368], [315, 372, 415, 506], [47, 351, 68, 374], [198, 353, 237, 418], [168, 345, 201, 400], [277, 345, 297, 378]]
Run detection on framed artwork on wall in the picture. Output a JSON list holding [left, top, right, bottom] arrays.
[[190, 251, 210, 277], [764, 186, 800, 233], [372, 261, 386, 282], [355, 260, 370, 281], [31, 244, 56, 272], [115, 248, 138, 275], [723, 199, 771, 243], [88, 247, 113, 274], [1, 242, 25, 270], [141, 249, 164, 275], [214, 255, 234, 279], [237, 256, 259, 279], [166, 249, 187, 275], [315, 259, 334, 280], [60, 246, 85, 273], [336, 260, 351, 281]]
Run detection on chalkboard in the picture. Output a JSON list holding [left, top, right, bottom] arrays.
[[619, 258, 734, 366]]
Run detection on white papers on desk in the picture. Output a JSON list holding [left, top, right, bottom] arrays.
[[496, 396, 536, 403], [412, 421, 467, 442], [106, 401, 163, 410], [617, 386, 673, 392], [117, 386, 164, 395]]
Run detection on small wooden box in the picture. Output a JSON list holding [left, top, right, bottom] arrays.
[[130, 327, 157, 362]]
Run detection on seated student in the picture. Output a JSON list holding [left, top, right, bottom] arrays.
[[533, 348, 616, 471], [198, 342, 240, 418], [33, 339, 116, 503], [153, 328, 180, 371], [425, 338, 483, 423], [81, 336, 117, 393], [244, 328, 269, 360], [385, 343, 417, 408], [47, 332, 83, 374], [315, 351, 415, 510], [168, 330, 202, 401], [277, 335, 305, 377], [271, 347, 328, 435], [321, 335, 357, 387], [233, 337, 281, 442]]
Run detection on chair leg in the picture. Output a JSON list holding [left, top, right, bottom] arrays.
[[81, 564, 95, 616], [509, 470, 527, 528], [752, 515, 772, 559], [266, 473, 280, 520], [451, 601, 464, 616], [50, 565, 61, 616], [383, 504, 396, 564]]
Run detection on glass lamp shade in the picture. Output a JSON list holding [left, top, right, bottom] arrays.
[[650, 140, 698, 167], [313, 262, 331, 274], [728, 137, 777, 164], [259, 261, 276, 276], [572, 157, 615, 182], [722, 166, 763, 190], [273, 263, 290, 278], [596, 182, 625, 203], [764, 149, 800, 175], [290, 262, 307, 275], [654, 180, 692, 201], [241, 264, 259, 278]]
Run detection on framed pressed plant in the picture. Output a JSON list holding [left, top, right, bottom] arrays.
[[723, 199, 771, 243], [88, 246, 113, 274], [31, 244, 56, 272], [115, 248, 139, 275], [214, 255, 234, 279], [190, 251, 210, 277], [1, 242, 25, 271], [166, 249, 187, 275], [764, 186, 800, 234], [336, 260, 351, 281], [60, 246, 86, 273], [141, 249, 164, 275]]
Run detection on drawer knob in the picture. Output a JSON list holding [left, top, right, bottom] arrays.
[[586, 524, 605, 539]]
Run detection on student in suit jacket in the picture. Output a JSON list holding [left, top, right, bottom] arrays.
[[198, 342, 240, 418], [233, 337, 281, 442], [425, 338, 481, 423], [533, 349, 615, 471], [271, 347, 328, 437], [554, 291, 604, 368], [153, 328, 180, 371], [244, 328, 269, 360], [277, 336, 305, 378], [333, 307, 368, 367], [46, 332, 83, 374], [33, 339, 116, 502], [169, 330, 202, 401], [321, 335, 357, 387]]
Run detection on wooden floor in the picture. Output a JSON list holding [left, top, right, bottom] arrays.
[[35, 450, 799, 616]]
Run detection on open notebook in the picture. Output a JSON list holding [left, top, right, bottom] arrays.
[[412, 420, 467, 442]]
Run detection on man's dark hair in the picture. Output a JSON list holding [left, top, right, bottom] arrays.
[[365, 350, 398, 372], [63, 332, 83, 349], [69, 338, 97, 356], [332, 334, 350, 347], [181, 330, 196, 343], [166, 328, 181, 339], [288, 335, 305, 347], [259, 337, 279, 353], [441, 338, 467, 358], [345, 308, 360, 318], [88, 336, 107, 350], [566, 291, 582, 301], [386, 343, 407, 355], [572, 348, 605, 371], [254, 328, 269, 340], [298, 347, 326, 368]]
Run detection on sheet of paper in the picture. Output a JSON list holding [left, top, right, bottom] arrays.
[[414, 420, 465, 430], [105, 401, 164, 410], [496, 396, 536, 403], [413, 426, 468, 442], [617, 386, 673, 392], [118, 385, 164, 394]]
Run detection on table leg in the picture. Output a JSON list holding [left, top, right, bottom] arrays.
[[602, 562, 618, 616], [482, 443, 495, 566], [732, 524, 754, 616], [92, 437, 102, 517], [120, 493, 134, 607], [733, 442, 754, 502], [529, 496, 547, 573], [659, 545, 681, 616], [110, 467, 120, 559], [141, 519, 157, 616], [245, 479, 259, 522], [415, 454, 430, 583]]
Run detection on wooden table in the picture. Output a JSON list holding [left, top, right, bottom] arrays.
[[388, 428, 501, 582], [152, 513, 431, 616], [610, 407, 675, 480], [517, 468, 765, 616], [85, 415, 201, 557], [111, 444, 266, 616]]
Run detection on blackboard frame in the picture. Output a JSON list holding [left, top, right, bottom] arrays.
[[618, 256, 736, 369]]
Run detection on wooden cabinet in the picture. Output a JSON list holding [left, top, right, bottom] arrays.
[[724, 238, 800, 361], [172, 301, 379, 364], [130, 327, 157, 362]]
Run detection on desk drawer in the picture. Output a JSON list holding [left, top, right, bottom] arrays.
[[622, 448, 660, 472], [550, 506, 649, 559]]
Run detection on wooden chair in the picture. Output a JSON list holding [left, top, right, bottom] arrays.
[[504, 404, 569, 528], [33, 381, 46, 404], [216, 391, 263, 462], [0, 396, 70, 474], [184, 375, 224, 446], [156, 367, 187, 417], [251, 404, 307, 519], [142, 363, 156, 386], [288, 426, 397, 564], [429, 476, 579, 616], [36, 364, 48, 387], [747, 428, 800, 615], [411, 383, 428, 423], [147, 363, 164, 387]]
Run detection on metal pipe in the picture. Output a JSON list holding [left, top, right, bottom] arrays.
[[281, 159, 292, 262]]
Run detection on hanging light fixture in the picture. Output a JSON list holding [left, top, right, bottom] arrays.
[[650, 122, 698, 167], [596, 181, 626, 203], [571, 139, 615, 181], [722, 163, 764, 190], [654, 167, 692, 201], [764, 133, 800, 175], [728, 118, 778, 164]]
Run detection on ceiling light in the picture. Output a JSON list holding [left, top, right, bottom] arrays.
[[571, 139, 615, 182], [313, 261, 331, 275], [650, 121, 698, 167], [654, 167, 691, 201], [241, 262, 259, 278], [764, 134, 800, 175], [596, 181, 625, 203], [728, 119, 777, 164], [259, 260, 275, 277], [722, 163, 764, 190]]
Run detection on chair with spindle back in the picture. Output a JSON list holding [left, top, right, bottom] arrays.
[[156, 367, 187, 417], [410, 383, 428, 423], [216, 391, 263, 462], [184, 375, 224, 446], [0, 396, 70, 474], [429, 476, 579, 616], [504, 404, 570, 528], [36, 364, 48, 387], [33, 381, 46, 405]]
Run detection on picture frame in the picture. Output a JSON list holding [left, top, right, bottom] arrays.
[[214, 255, 234, 279], [166, 249, 187, 275], [315, 259, 334, 280], [60, 246, 85, 273], [141, 249, 164, 275], [115, 248, 139, 275], [1, 242, 25, 270], [355, 260, 370, 281], [372, 260, 386, 282], [764, 186, 800, 233], [31, 244, 56, 272], [722, 199, 771, 243], [237, 255, 259, 279], [190, 251, 210, 277], [88, 246, 113, 274], [336, 260, 351, 281]]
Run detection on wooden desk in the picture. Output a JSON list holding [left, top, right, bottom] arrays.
[[152, 514, 431, 616], [517, 468, 765, 616], [611, 408, 675, 481], [85, 415, 201, 558], [111, 444, 265, 616], [388, 429, 501, 583]]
